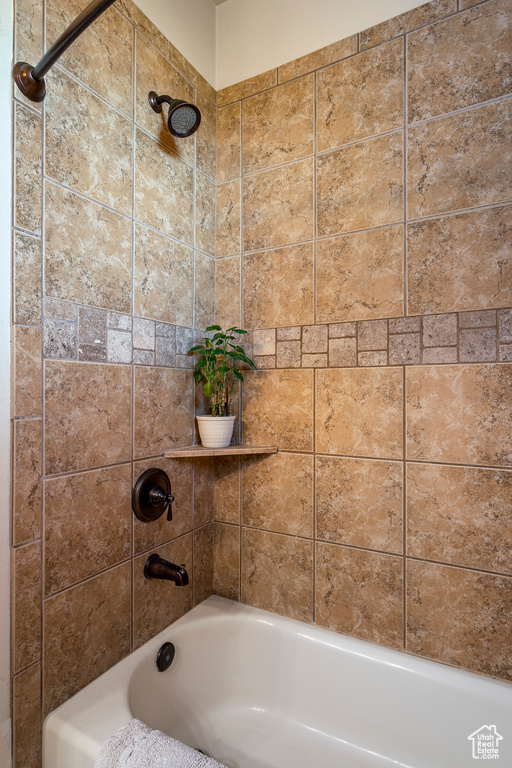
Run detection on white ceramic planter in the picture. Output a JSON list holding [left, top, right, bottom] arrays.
[[196, 415, 235, 448]]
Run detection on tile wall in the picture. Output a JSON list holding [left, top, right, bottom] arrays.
[[214, 0, 512, 685], [11, 0, 216, 764]]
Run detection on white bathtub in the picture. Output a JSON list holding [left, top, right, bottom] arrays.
[[43, 595, 512, 768]]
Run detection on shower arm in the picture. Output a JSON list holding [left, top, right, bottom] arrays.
[[13, 0, 117, 103]]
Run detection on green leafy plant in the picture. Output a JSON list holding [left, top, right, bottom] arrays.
[[188, 325, 256, 416]]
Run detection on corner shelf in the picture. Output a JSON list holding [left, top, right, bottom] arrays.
[[163, 445, 278, 459]]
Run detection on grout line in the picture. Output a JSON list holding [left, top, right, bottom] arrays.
[[402, 365, 407, 650]]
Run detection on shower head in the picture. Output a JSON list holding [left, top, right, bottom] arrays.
[[148, 91, 201, 138]]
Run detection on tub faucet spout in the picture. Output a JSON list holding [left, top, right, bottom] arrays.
[[144, 554, 189, 586]]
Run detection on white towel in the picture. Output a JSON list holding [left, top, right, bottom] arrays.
[[94, 718, 228, 768]]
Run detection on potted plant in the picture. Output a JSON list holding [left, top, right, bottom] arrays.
[[188, 325, 255, 448]]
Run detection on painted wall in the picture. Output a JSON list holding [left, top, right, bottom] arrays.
[[216, 0, 428, 88]]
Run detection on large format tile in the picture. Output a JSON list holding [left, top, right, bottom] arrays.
[[217, 180, 241, 258], [44, 361, 131, 474], [133, 534, 193, 647], [217, 102, 241, 181], [135, 128, 194, 245], [407, 560, 512, 680], [134, 367, 194, 457], [45, 182, 132, 313], [406, 364, 512, 466], [360, 0, 457, 50], [193, 524, 214, 605], [44, 464, 131, 595], [242, 452, 313, 537], [194, 253, 215, 330], [193, 458, 214, 529], [215, 257, 241, 329], [217, 69, 277, 107], [214, 456, 240, 524], [13, 663, 41, 768], [317, 39, 403, 152], [134, 223, 193, 326], [316, 226, 404, 323], [46, 0, 132, 117], [13, 418, 41, 545], [195, 91, 216, 181], [242, 369, 314, 451], [316, 543, 403, 649], [317, 133, 403, 237], [408, 0, 512, 123], [407, 205, 512, 315], [243, 159, 314, 251], [407, 100, 512, 219], [407, 463, 512, 574], [243, 243, 314, 329], [278, 35, 357, 83], [13, 541, 41, 674], [241, 528, 313, 622], [14, 231, 41, 325], [14, 325, 41, 418], [195, 172, 216, 257], [316, 368, 403, 459], [14, 103, 41, 234], [213, 523, 240, 601], [116, 0, 166, 55], [242, 75, 314, 173], [45, 69, 132, 215], [43, 562, 131, 713], [135, 30, 194, 164], [316, 457, 403, 553]]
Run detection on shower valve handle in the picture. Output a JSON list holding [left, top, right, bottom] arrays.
[[149, 486, 174, 521]]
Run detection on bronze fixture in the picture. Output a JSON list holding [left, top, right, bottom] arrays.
[[13, 0, 116, 102], [144, 554, 189, 586], [148, 91, 201, 137], [132, 468, 174, 523]]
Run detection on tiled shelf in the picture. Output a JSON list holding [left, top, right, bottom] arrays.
[[163, 445, 278, 458]]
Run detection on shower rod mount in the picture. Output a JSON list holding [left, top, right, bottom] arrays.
[[13, 0, 116, 102]]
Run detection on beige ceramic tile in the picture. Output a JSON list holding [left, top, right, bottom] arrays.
[[360, 0, 457, 50], [133, 534, 193, 647], [217, 102, 241, 181], [135, 30, 195, 164], [44, 361, 131, 475], [407, 364, 512, 466], [316, 543, 403, 648], [407, 462, 512, 574], [43, 562, 131, 713], [242, 369, 314, 451], [215, 257, 241, 329], [243, 243, 314, 329], [14, 103, 41, 234], [242, 452, 313, 536], [14, 325, 41, 418], [44, 464, 131, 595], [213, 523, 240, 600], [278, 35, 357, 83], [13, 541, 41, 674], [243, 159, 314, 251], [242, 528, 313, 622], [242, 75, 314, 173], [193, 524, 214, 605], [13, 663, 41, 768], [195, 172, 216, 257], [46, 0, 132, 117], [45, 69, 132, 215], [407, 205, 512, 315], [316, 368, 403, 459], [193, 458, 214, 528], [316, 456, 403, 553], [135, 128, 194, 245], [13, 418, 41, 546], [194, 252, 215, 330], [133, 457, 193, 554], [116, 0, 167, 56], [14, 0, 42, 66], [217, 180, 241, 258], [134, 223, 193, 326], [407, 100, 512, 219], [317, 39, 403, 152], [134, 366, 194, 457], [317, 133, 403, 237], [316, 226, 404, 324], [14, 232, 41, 325], [407, 560, 512, 680], [45, 181, 132, 313], [196, 91, 216, 181], [408, 0, 512, 123], [214, 456, 240, 524], [217, 69, 277, 107]]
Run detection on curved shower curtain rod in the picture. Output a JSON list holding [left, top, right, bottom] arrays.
[[13, 0, 118, 102]]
